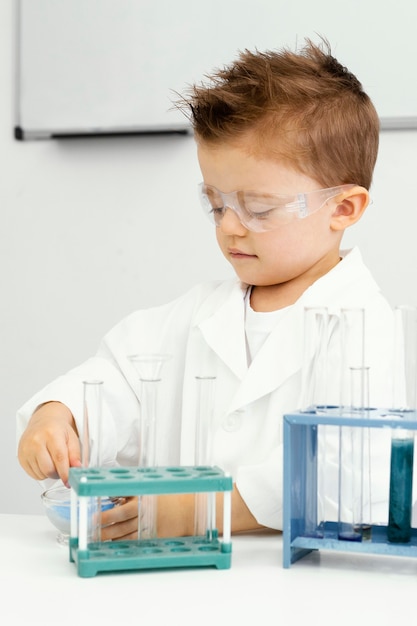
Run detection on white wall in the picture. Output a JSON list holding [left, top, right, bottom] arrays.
[[2, 0, 417, 514]]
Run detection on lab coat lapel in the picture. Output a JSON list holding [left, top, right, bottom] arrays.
[[198, 284, 248, 381], [228, 303, 305, 411]]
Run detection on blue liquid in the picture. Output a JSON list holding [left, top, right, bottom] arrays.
[[52, 498, 115, 521], [387, 437, 414, 543], [338, 524, 371, 542], [338, 522, 362, 542], [338, 531, 362, 542], [48, 499, 116, 536]]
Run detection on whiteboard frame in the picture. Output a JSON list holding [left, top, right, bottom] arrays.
[[14, 0, 417, 141]]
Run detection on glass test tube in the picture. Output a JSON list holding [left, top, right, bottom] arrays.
[[338, 308, 372, 541], [339, 308, 366, 412], [129, 354, 171, 541], [301, 307, 329, 412], [301, 307, 329, 538], [82, 380, 103, 544], [387, 305, 417, 543], [194, 376, 216, 540]]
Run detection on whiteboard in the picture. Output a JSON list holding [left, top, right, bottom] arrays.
[[15, 0, 417, 140]]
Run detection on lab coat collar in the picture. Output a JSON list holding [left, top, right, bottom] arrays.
[[196, 280, 305, 411], [197, 247, 379, 411], [300, 247, 381, 312]]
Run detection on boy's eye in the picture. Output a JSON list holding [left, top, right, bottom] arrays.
[[243, 197, 287, 217], [251, 209, 273, 220], [210, 206, 225, 216], [244, 204, 273, 219]]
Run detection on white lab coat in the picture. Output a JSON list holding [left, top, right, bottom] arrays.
[[17, 247, 398, 529]]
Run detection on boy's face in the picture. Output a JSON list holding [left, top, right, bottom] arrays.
[[197, 141, 344, 293]]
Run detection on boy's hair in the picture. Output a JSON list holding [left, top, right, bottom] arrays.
[[178, 38, 379, 190]]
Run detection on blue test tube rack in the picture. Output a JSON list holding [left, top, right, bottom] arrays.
[[68, 465, 233, 578], [283, 408, 417, 568]]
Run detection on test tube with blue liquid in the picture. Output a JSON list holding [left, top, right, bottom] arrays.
[[300, 306, 329, 538], [338, 308, 372, 542], [387, 306, 417, 543]]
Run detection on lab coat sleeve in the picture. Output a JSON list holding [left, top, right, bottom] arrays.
[[15, 296, 183, 465], [236, 445, 283, 530], [16, 355, 138, 468], [16, 280, 227, 469]]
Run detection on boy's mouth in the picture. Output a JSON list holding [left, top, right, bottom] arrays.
[[228, 247, 256, 259]]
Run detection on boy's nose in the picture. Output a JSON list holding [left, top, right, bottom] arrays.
[[218, 206, 248, 235]]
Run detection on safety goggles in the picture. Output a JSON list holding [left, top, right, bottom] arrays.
[[198, 183, 355, 232]]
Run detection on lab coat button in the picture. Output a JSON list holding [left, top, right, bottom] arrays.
[[222, 412, 242, 432]]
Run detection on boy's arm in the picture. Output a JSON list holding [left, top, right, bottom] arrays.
[[100, 486, 263, 542], [19, 403, 264, 538], [157, 486, 264, 536], [17, 401, 81, 486]]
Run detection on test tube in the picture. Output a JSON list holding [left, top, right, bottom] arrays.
[[129, 354, 171, 541], [338, 308, 372, 541], [387, 305, 417, 543], [194, 375, 216, 540], [82, 380, 103, 544], [300, 307, 329, 412], [388, 430, 414, 542], [339, 308, 366, 412], [391, 305, 417, 411], [300, 307, 329, 538]]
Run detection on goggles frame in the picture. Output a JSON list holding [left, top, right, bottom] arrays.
[[198, 183, 355, 232]]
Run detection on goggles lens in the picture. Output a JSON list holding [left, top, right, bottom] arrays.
[[198, 183, 354, 232]]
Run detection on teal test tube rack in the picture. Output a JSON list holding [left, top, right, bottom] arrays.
[[68, 465, 233, 577], [283, 408, 417, 568]]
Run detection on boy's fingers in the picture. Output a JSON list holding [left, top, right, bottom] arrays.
[[101, 518, 138, 541], [45, 444, 70, 483], [68, 433, 82, 468], [25, 455, 55, 481], [100, 498, 139, 541], [100, 497, 138, 526], [46, 426, 79, 484], [18, 402, 79, 484]]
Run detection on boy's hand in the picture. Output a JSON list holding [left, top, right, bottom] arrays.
[[100, 497, 139, 541], [18, 401, 81, 486], [99, 487, 265, 541], [99, 494, 194, 541]]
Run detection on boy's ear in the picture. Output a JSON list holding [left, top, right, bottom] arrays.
[[330, 186, 370, 231]]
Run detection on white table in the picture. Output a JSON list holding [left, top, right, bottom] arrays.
[[1, 514, 417, 626]]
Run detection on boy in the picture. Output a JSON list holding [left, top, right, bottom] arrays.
[[17, 38, 396, 539]]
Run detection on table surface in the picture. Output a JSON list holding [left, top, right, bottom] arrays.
[[1, 513, 417, 626]]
